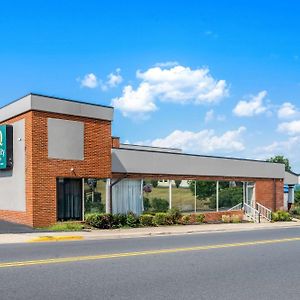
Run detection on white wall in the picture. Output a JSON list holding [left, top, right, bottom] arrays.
[[0, 119, 26, 211]]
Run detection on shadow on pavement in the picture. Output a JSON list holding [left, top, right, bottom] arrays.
[[0, 220, 35, 234]]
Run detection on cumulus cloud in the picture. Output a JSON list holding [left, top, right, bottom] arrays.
[[80, 73, 98, 88], [254, 136, 300, 163], [278, 102, 297, 119], [154, 61, 179, 68], [112, 65, 228, 118], [106, 68, 123, 88], [233, 90, 268, 117], [79, 69, 123, 90], [278, 120, 300, 135], [137, 127, 246, 154], [204, 109, 226, 123]]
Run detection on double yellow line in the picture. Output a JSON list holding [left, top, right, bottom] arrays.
[[1, 237, 300, 269]]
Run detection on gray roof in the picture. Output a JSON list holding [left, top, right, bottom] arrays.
[[112, 148, 286, 179], [0, 93, 114, 122], [284, 171, 300, 185], [119, 143, 182, 153]]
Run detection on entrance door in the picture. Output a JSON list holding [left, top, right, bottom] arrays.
[[57, 178, 83, 221], [244, 182, 255, 207]]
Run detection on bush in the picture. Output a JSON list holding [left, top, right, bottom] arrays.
[[143, 197, 151, 211], [126, 212, 139, 227], [272, 210, 292, 222], [139, 214, 154, 226], [290, 206, 300, 215], [295, 190, 300, 205], [196, 214, 205, 223], [231, 214, 242, 223], [151, 198, 169, 212], [153, 213, 168, 226], [85, 213, 114, 229], [112, 214, 128, 228], [180, 215, 191, 225], [222, 215, 231, 223], [167, 207, 182, 224], [151, 180, 158, 188], [210, 187, 243, 209]]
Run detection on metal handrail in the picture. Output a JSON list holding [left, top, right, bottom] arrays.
[[243, 203, 260, 223], [256, 202, 272, 221], [228, 202, 243, 211]]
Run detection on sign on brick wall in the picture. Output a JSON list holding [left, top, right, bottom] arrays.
[[0, 125, 13, 170]]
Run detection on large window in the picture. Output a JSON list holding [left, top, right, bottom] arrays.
[[84, 179, 107, 214]]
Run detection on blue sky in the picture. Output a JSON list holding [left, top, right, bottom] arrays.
[[1, 1, 300, 171]]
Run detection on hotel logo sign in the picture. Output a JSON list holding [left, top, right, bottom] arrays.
[[0, 125, 13, 170]]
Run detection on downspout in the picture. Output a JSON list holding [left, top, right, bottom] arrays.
[[273, 178, 276, 211]]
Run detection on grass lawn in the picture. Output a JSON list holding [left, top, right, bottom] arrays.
[[40, 222, 85, 231]]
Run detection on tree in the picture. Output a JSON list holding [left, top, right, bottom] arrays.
[[175, 180, 182, 188], [266, 155, 291, 171], [189, 181, 217, 199], [151, 180, 158, 188]]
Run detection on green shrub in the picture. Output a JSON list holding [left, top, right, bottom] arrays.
[[290, 206, 300, 215], [210, 187, 243, 209], [139, 214, 154, 226], [180, 215, 191, 225], [153, 213, 168, 226], [143, 197, 151, 211], [196, 214, 205, 223], [112, 214, 128, 228], [231, 214, 242, 223], [151, 198, 169, 212], [272, 210, 292, 222], [85, 213, 114, 229], [126, 212, 139, 227], [167, 207, 182, 224], [221, 215, 231, 223]]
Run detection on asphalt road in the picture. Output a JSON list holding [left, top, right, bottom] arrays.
[[1, 227, 300, 300]]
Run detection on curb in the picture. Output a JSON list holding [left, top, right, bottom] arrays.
[[28, 235, 84, 243]]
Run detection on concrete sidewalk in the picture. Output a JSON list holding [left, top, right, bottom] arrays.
[[1, 220, 300, 244]]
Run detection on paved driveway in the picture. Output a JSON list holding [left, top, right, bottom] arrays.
[[0, 220, 34, 234]]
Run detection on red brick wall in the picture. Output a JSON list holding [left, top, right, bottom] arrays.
[[203, 210, 244, 222], [112, 136, 120, 148], [255, 179, 284, 211], [0, 111, 112, 227]]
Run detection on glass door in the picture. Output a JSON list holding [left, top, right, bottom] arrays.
[[57, 178, 83, 221]]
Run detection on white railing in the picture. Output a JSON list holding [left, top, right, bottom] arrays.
[[228, 202, 243, 211], [256, 202, 272, 222], [243, 203, 261, 223]]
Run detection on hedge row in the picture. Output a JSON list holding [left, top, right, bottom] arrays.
[[84, 209, 242, 229]]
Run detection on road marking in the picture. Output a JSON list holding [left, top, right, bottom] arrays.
[[28, 236, 84, 243], [1, 237, 300, 269]]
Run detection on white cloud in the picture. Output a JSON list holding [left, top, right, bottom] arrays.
[[204, 109, 226, 123], [112, 65, 228, 118], [106, 68, 123, 88], [137, 127, 246, 154], [154, 61, 179, 68], [205, 110, 214, 123], [80, 73, 98, 88], [111, 83, 157, 118], [278, 120, 300, 135], [79, 69, 122, 90], [254, 136, 300, 165], [278, 102, 297, 119], [233, 90, 268, 117]]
